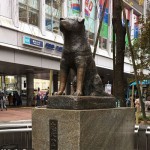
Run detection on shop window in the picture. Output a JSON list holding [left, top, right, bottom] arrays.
[[88, 31, 95, 45], [45, 0, 61, 33], [19, 0, 39, 26], [125, 45, 130, 57], [99, 36, 107, 49]]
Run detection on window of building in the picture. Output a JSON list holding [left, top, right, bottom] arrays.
[[84, 0, 96, 45], [99, 21, 108, 49], [45, 0, 61, 33], [19, 0, 39, 26], [99, 37, 107, 49], [67, 0, 81, 17]]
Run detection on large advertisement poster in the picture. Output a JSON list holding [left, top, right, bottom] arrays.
[[68, 0, 80, 17], [99, 0, 109, 38], [84, 0, 95, 33]]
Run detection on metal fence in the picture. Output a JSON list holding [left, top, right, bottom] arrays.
[[0, 123, 32, 149], [134, 125, 150, 150], [0, 123, 150, 150]]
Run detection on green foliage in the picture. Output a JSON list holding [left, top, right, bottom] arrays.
[[139, 114, 150, 121], [133, 14, 150, 72]]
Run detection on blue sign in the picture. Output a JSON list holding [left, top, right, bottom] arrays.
[[56, 46, 63, 52], [24, 36, 30, 45], [45, 42, 63, 52], [23, 36, 44, 48], [45, 43, 55, 50]]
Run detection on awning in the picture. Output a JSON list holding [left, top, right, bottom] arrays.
[[130, 80, 150, 86]]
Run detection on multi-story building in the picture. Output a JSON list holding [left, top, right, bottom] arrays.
[[0, 0, 146, 104]]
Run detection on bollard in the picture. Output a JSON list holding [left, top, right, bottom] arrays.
[[146, 126, 150, 150], [115, 99, 120, 107], [134, 125, 139, 149]]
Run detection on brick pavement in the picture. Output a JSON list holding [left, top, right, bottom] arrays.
[[0, 106, 149, 124], [0, 107, 32, 123]]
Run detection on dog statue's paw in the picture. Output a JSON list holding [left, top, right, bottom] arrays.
[[54, 91, 63, 95], [73, 91, 83, 96]]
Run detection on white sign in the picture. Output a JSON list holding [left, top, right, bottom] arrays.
[[105, 83, 112, 94]]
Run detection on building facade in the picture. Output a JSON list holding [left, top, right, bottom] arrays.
[[0, 0, 146, 104]]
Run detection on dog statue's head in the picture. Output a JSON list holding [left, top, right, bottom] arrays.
[[60, 17, 85, 33]]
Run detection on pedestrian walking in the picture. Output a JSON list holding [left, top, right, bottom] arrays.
[[43, 87, 49, 105], [0, 92, 7, 111], [36, 87, 41, 106], [13, 93, 17, 106], [8, 93, 13, 106]]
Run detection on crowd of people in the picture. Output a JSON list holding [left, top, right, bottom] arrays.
[[35, 87, 49, 107], [126, 94, 150, 111], [0, 87, 50, 110], [8, 92, 22, 106], [0, 91, 22, 111]]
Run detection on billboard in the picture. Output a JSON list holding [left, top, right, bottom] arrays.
[[99, 0, 109, 38]]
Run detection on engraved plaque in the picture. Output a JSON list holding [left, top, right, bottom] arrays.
[[49, 120, 58, 150]]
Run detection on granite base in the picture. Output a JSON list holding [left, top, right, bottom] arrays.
[[47, 95, 115, 109], [32, 107, 135, 150]]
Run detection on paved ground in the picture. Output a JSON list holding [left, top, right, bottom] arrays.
[[0, 106, 32, 123], [0, 106, 150, 124]]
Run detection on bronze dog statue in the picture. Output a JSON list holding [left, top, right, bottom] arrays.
[[57, 17, 107, 96]]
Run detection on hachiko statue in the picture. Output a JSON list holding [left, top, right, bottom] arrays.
[[57, 17, 107, 96]]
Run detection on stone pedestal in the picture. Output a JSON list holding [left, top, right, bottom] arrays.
[[32, 107, 135, 150], [47, 95, 115, 109]]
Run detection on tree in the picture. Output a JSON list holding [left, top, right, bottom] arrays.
[[112, 0, 126, 106], [123, 7, 150, 120], [133, 15, 150, 74], [131, 14, 150, 119]]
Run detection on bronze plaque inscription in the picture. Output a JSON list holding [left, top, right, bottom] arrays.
[[49, 120, 58, 150]]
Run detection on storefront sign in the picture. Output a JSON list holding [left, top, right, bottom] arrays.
[[124, 0, 143, 8], [45, 43, 55, 50], [23, 36, 44, 48], [45, 42, 63, 52]]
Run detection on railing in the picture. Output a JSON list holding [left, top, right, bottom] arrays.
[[0, 123, 32, 149], [0, 123, 149, 149], [134, 125, 150, 150]]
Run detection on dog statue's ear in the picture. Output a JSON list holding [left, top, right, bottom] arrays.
[[78, 17, 84, 23]]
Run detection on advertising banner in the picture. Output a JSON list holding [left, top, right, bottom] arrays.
[[99, 0, 109, 38], [68, 0, 80, 16], [84, 0, 95, 33]]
